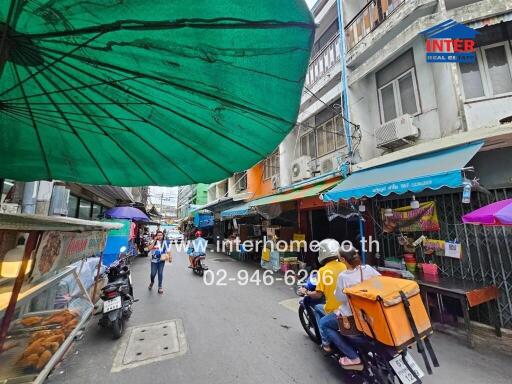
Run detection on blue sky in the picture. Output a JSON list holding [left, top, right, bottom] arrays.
[[306, 0, 317, 8]]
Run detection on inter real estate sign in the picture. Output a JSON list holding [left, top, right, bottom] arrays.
[[421, 19, 478, 63]]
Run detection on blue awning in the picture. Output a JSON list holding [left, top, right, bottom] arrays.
[[220, 202, 255, 220], [323, 141, 483, 202]]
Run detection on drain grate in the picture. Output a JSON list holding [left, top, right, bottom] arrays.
[[112, 319, 187, 372]]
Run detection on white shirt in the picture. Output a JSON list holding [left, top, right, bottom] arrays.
[[334, 265, 381, 316]]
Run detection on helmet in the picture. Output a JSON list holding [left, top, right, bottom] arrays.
[[195, 230, 203, 238], [318, 239, 340, 265]]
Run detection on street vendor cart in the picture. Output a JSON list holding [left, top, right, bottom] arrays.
[[0, 213, 121, 384]]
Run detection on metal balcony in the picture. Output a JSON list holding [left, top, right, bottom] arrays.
[[345, 0, 406, 52], [305, 33, 340, 87]]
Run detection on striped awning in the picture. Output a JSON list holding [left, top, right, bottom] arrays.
[[220, 202, 255, 220], [250, 179, 340, 207], [220, 178, 339, 219]]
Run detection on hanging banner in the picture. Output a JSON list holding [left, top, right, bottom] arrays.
[[32, 231, 107, 280], [381, 202, 440, 233]]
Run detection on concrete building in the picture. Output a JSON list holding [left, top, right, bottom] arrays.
[[177, 184, 209, 219]]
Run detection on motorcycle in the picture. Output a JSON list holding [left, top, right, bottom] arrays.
[[99, 246, 136, 339], [190, 251, 208, 276], [297, 273, 430, 384]]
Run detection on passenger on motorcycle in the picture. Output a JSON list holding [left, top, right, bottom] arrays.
[[188, 230, 207, 268], [298, 239, 346, 352], [323, 246, 381, 370]]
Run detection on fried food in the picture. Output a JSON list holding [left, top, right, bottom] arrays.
[[21, 340, 45, 358], [36, 350, 52, 370], [17, 353, 39, 368], [20, 316, 43, 327], [44, 334, 65, 344], [41, 309, 78, 326], [41, 341, 59, 353]]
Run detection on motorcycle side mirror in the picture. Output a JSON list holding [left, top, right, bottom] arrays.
[[119, 246, 127, 253]]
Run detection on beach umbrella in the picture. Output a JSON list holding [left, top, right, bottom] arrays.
[[462, 199, 512, 226], [104, 206, 149, 221], [0, 0, 314, 186]]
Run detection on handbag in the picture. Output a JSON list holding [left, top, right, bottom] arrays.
[[159, 241, 172, 262], [337, 266, 364, 336]]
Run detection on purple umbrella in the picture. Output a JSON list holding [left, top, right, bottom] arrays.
[[462, 199, 512, 226], [104, 206, 150, 222]]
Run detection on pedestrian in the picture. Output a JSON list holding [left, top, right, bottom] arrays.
[[148, 230, 172, 294]]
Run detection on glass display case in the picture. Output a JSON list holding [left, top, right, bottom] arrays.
[[0, 266, 93, 384]]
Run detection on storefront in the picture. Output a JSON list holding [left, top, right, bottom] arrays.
[[0, 213, 121, 383], [219, 178, 343, 270], [323, 140, 512, 332]]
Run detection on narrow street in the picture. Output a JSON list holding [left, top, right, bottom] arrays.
[[47, 247, 512, 384]]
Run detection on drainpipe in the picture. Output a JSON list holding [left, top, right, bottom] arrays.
[[438, 0, 468, 132], [336, 0, 353, 157], [336, 0, 366, 264]]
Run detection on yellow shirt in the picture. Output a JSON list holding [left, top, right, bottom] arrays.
[[315, 259, 347, 314]]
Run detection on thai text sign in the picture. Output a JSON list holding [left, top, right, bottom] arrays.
[[381, 202, 440, 233], [33, 231, 107, 279]]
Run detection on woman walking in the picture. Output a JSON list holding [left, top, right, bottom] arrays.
[[148, 230, 171, 294]]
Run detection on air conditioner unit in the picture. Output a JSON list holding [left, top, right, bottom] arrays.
[[271, 174, 280, 190], [375, 114, 419, 149], [291, 156, 312, 183], [319, 153, 342, 174], [49, 186, 70, 216]]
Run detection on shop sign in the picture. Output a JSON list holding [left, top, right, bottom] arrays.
[[381, 202, 440, 233], [32, 231, 107, 280]]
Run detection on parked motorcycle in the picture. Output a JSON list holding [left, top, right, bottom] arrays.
[[297, 272, 429, 384], [99, 247, 136, 339]]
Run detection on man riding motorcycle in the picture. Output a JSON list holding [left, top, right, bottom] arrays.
[[298, 239, 346, 352], [188, 230, 207, 268]]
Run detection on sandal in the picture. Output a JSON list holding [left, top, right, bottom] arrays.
[[158, 288, 164, 294], [322, 344, 333, 354], [339, 357, 364, 371], [148, 282, 154, 290]]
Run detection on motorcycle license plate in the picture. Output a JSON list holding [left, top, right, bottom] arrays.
[[103, 296, 122, 313], [389, 354, 425, 384]]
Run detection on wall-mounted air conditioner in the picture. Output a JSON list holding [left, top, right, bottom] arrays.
[[375, 114, 419, 149], [271, 175, 280, 190], [291, 156, 312, 183], [319, 153, 342, 174]]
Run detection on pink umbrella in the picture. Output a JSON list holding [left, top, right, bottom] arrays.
[[462, 199, 512, 226]]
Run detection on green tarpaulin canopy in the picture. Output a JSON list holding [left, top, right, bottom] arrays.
[[0, 0, 314, 186]]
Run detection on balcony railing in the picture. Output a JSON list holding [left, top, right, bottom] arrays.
[[345, 0, 406, 52], [305, 33, 340, 87]]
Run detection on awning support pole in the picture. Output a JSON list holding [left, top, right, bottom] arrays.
[[358, 214, 366, 265], [0, 231, 40, 353]]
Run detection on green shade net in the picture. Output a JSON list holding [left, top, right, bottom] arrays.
[[0, 0, 314, 186]]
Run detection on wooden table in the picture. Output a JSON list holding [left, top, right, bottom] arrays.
[[416, 274, 501, 348]]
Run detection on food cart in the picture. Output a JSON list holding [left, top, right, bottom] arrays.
[[0, 213, 121, 384]]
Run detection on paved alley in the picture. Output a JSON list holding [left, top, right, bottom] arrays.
[[48, 248, 512, 384]]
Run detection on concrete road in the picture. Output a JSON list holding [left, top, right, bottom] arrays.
[[48, 247, 512, 384]]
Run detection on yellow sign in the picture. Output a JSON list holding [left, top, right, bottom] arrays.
[[381, 202, 440, 233]]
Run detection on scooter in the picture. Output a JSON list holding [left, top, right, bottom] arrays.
[[99, 247, 136, 339], [297, 274, 429, 384], [190, 252, 208, 277]]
